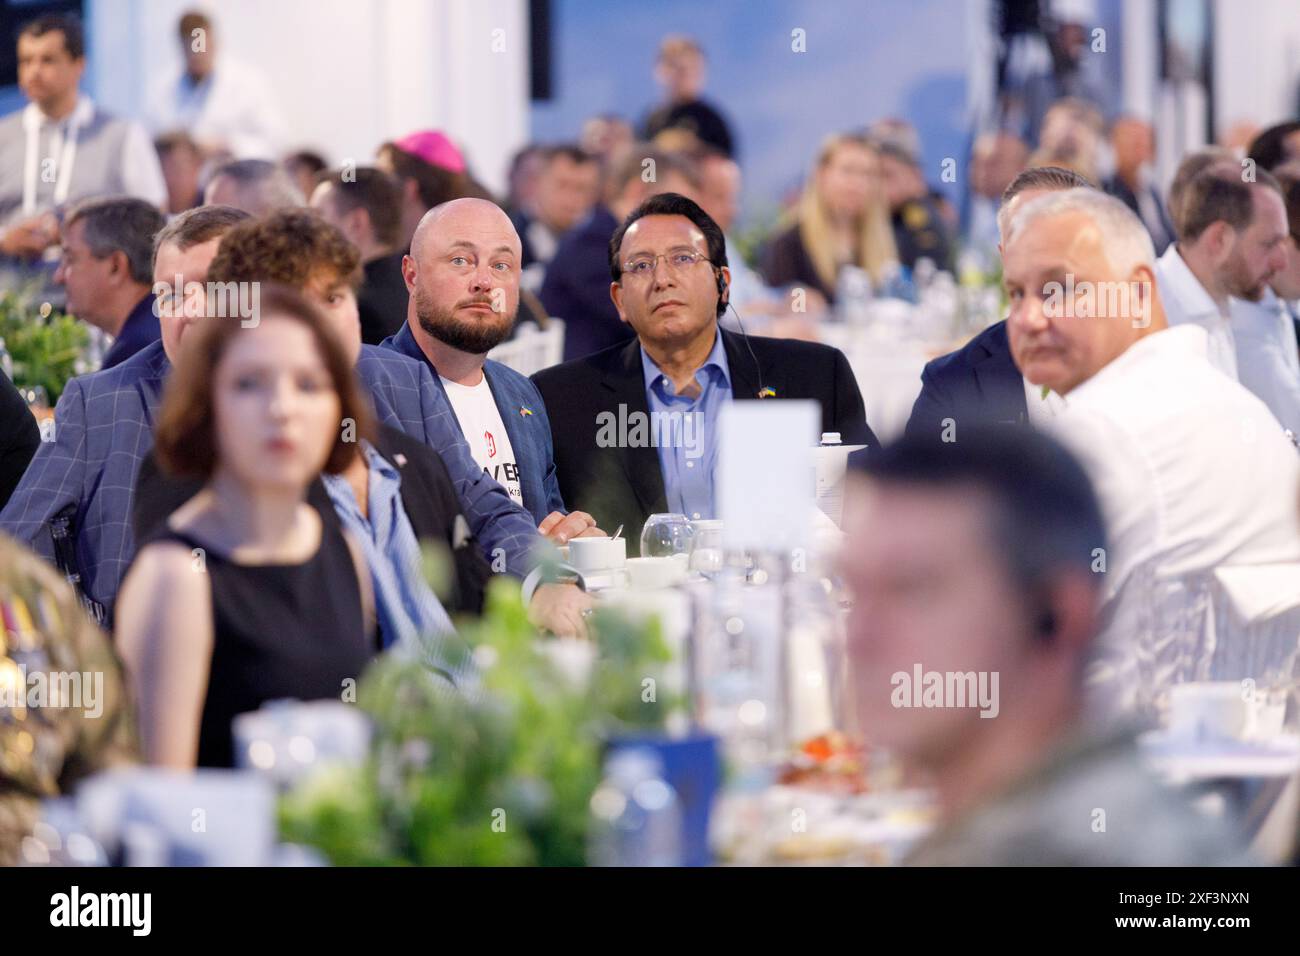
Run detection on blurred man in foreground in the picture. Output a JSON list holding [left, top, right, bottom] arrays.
[[842, 430, 1252, 865]]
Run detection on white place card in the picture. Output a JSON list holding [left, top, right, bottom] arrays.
[[718, 400, 818, 552]]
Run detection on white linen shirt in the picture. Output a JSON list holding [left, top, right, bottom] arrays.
[[1231, 290, 1300, 437], [1022, 376, 1066, 427], [1154, 243, 1238, 379], [1050, 325, 1300, 602]]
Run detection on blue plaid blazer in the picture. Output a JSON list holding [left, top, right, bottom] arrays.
[[0, 341, 540, 618]]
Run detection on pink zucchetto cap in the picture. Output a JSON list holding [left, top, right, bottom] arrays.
[[391, 130, 467, 173]]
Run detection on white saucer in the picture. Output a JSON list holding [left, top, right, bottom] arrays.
[[579, 569, 626, 592], [1138, 730, 1300, 780]]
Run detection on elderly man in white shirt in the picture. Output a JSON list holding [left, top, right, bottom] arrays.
[[1003, 187, 1300, 720], [1153, 159, 1289, 382]]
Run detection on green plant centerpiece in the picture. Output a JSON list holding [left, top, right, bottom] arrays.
[[0, 287, 89, 403], [279, 577, 676, 866]]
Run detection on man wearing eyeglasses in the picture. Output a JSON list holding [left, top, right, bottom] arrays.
[[533, 192, 875, 549]]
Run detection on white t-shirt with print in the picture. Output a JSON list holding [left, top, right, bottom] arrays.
[[440, 375, 524, 507]]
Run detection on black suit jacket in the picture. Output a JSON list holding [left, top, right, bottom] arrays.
[[358, 251, 410, 346], [904, 320, 1028, 441], [532, 328, 874, 549], [0, 371, 39, 513], [760, 222, 836, 304], [1104, 176, 1174, 254], [538, 205, 633, 361], [132, 424, 491, 616], [509, 209, 540, 270], [641, 98, 736, 158]]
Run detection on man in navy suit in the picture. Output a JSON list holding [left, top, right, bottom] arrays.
[[57, 197, 166, 369], [0, 207, 561, 625], [539, 147, 699, 361], [903, 166, 1095, 443], [385, 197, 600, 538]]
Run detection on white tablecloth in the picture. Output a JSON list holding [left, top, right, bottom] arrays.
[[819, 326, 935, 441]]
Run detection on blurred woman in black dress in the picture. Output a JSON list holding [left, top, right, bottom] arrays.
[[116, 285, 378, 768]]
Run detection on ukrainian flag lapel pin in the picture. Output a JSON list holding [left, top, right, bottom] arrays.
[[758, 386, 777, 399], [520, 406, 534, 417]]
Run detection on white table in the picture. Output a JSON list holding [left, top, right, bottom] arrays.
[[818, 326, 943, 441], [1140, 731, 1300, 863]]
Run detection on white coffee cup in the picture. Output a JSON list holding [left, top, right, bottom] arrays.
[[569, 536, 626, 575], [1167, 682, 1250, 742], [626, 555, 687, 590]]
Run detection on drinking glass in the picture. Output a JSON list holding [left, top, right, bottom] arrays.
[[687, 519, 725, 577], [640, 513, 693, 558]]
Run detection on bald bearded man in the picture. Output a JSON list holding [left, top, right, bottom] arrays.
[[382, 198, 599, 537]]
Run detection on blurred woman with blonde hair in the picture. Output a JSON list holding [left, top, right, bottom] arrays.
[[761, 132, 899, 303]]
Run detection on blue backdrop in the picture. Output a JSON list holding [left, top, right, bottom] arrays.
[[530, 0, 973, 229]]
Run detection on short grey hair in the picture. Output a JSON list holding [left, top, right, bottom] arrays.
[[203, 159, 305, 216], [1005, 187, 1156, 275], [152, 205, 252, 270], [995, 165, 1095, 241], [64, 196, 166, 285]]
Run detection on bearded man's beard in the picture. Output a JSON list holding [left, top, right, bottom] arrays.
[[1223, 253, 1270, 303], [414, 287, 516, 354]]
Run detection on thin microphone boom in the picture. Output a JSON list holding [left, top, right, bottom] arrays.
[[726, 302, 770, 399]]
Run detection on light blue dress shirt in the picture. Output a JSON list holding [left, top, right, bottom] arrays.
[[322, 442, 474, 690], [639, 331, 732, 521], [1230, 290, 1300, 437]]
